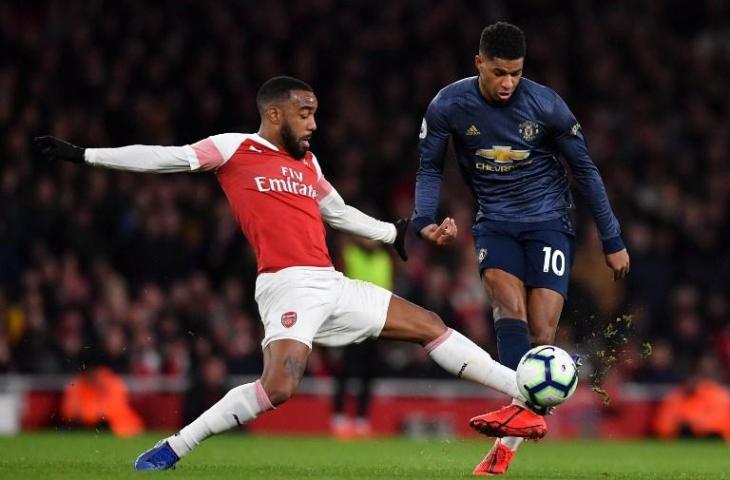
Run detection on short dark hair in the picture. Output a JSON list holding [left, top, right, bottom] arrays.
[[256, 76, 313, 113], [479, 22, 526, 59]]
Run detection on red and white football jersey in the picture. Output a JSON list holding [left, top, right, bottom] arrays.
[[86, 132, 395, 273], [191, 133, 334, 273]]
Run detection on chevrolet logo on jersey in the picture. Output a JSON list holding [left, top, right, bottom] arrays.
[[475, 146, 531, 163]]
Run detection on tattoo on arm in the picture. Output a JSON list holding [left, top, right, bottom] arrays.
[[283, 356, 306, 381]]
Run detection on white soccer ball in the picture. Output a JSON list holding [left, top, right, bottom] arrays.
[[516, 345, 578, 407]]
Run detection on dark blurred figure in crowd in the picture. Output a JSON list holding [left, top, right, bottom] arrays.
[[636, 340, 680, 384], [184, 356, 230, 426]]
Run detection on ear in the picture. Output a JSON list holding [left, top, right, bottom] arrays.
[[265, 105, 283, 125], [474, 53, 484, 72]]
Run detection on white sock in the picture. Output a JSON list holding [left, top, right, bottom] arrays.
[[497, 399, 526, 451], [426, 328, 523, 400], [500, 436, 524, 451], [167, 380, 274, 457]]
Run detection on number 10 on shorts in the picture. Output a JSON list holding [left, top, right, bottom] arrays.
[[542, 247, 566, 276]]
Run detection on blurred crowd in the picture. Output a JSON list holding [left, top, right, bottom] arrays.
[[1, 0, 729, 390]]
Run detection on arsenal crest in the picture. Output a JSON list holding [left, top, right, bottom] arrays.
[[281, 311, 297, 328]]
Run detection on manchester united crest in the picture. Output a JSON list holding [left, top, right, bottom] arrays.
[[518, 120, 540, 142]]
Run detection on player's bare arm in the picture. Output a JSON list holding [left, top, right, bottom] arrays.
[[419, 217, 458, 247]]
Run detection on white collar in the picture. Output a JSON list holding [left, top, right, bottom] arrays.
[[251, 133, 279, 151]]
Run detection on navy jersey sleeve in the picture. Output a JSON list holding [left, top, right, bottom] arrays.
[[550, 94, 625, 253], [412, 94, 450, 234]]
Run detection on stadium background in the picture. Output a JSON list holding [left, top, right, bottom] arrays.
[[1, 0, 729, 441]]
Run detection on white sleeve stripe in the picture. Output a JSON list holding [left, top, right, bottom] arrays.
[[310, 153, 324, 180], [210, 133, 250, 166], [315, 177, 334, 203], [189, 138, 226, 171]]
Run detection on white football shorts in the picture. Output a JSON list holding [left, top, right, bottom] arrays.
[[254, 266, 392, 349]]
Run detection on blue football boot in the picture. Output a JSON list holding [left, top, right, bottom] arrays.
[[570, 353, 583, 371], [133, 439, 180, 471]]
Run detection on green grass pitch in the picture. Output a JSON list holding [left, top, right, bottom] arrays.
[[0, 433, 728, 479]]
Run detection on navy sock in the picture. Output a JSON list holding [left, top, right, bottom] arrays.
[[494, 318, 531, 370]]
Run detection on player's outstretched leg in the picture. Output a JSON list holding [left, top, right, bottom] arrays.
[[133, 339, 309, 471], [377, 295, 546, 440]]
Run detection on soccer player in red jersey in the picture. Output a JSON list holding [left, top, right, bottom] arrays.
[[35, 76, 546, 471]]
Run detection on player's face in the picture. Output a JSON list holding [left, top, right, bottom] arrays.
[[475, 54, 524, 103], [280, 90, 318, 159]]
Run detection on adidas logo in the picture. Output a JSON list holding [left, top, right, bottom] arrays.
[[466, 125, 481, 136]]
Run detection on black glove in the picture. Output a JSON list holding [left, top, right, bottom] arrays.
[[393, 218, 410, 261], [33, 136, 85, 164]]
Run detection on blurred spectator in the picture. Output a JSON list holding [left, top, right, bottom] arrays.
[[330, 236, 393, 439], [654, 354, 730, 441], [0, 330, 12, 373], [636, 340, 680, 384], [60, 366, 144, 437], [184, 356, 229, 425], [98, 324, 129, 374]]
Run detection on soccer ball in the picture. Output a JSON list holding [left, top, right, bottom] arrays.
[[516, 345, 578, 407]]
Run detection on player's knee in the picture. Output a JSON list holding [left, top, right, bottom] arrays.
[[260, 378, 299, 406], [483, 271, 526, 319], [529, 328, 556, 346], [492, 294, 526, 320], [264, 385, 296, 406], [420, 311, 448, 344]]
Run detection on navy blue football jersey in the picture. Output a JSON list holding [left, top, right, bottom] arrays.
[[413, 76, 624, 253]]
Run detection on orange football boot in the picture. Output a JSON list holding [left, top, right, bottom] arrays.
[[469, 404, 546, 440], [473, 439, 515, 476]]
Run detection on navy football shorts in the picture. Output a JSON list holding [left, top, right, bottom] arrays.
[[473, 215, 576, 299]]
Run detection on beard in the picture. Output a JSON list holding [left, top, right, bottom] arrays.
[[281, 121, 307, 159]]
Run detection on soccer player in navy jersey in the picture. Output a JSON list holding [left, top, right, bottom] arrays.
[[412, 22, 630, 475]]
